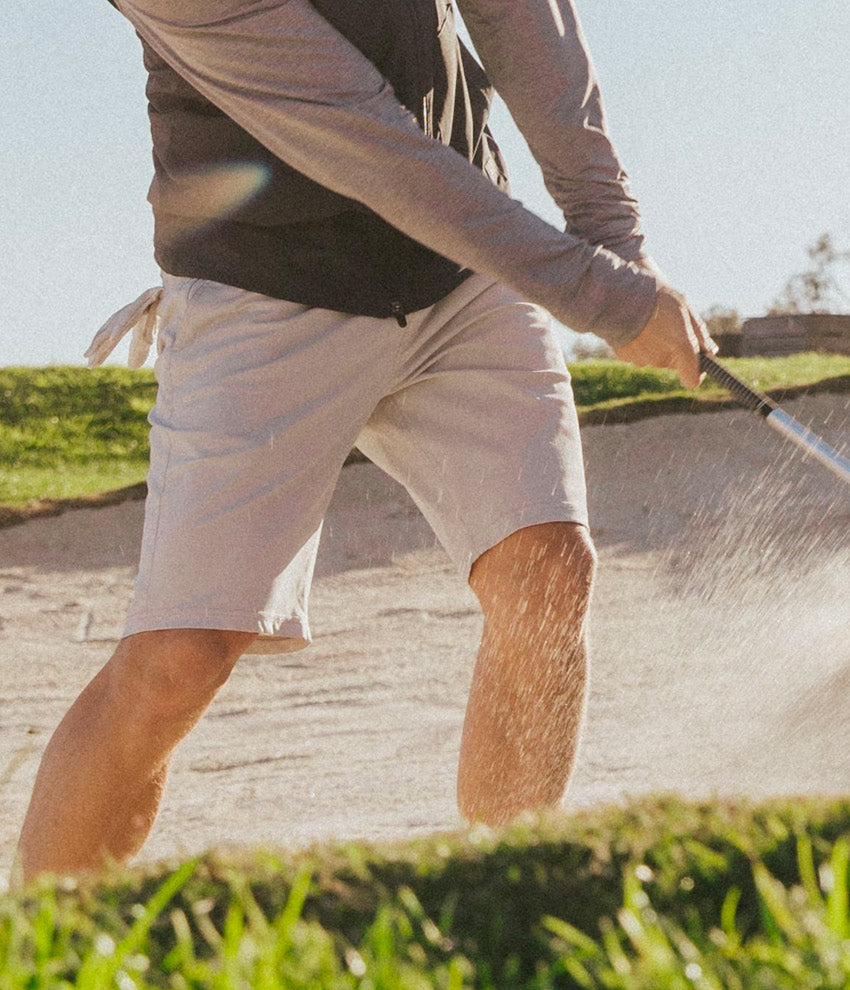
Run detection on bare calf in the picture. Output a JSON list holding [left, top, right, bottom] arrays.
[[13, 627, 254, 886], [459, 521, 596, 825]]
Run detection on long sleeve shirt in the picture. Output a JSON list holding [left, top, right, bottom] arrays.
[[113, 0, 660, 347]]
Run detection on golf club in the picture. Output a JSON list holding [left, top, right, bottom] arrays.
[[698, 351, 850, 488]]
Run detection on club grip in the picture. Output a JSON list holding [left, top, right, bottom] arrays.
[[699, 352, 778, 417]]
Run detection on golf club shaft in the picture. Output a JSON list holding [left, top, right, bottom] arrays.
[[698, 351, 850, 487]]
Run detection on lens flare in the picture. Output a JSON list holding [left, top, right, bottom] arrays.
[[155, 162, 271, 233]]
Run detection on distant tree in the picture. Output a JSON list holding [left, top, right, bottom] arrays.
[[768, 233, 850, 314], [701, 305, 742, 337], [568, 334, 614, 362]]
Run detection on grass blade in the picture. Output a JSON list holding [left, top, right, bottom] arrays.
[[826, 839, 850, 939]]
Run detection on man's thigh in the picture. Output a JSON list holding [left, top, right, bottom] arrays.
[[356, 273, 589, 580], [124, 275, 402, 654]]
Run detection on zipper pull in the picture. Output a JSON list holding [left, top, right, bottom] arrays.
[[390, 301, 408, 327]]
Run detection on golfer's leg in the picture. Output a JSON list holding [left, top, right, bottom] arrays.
[[14, 627, 254, 885], [458, 521, 595, 826], [353, 274, 592, 823]]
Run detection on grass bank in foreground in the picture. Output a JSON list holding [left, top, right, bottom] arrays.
[[2, 354, 849, 508], [4, 796, 850, 987]]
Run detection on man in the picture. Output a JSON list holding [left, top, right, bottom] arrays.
[[14, 0, 714, 883]]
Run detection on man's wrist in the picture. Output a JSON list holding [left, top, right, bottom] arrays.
[[586, 259, 660, 350]]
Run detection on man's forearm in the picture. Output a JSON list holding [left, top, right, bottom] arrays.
[[115, 0, 658, 345], [457, 0, 647, 261]]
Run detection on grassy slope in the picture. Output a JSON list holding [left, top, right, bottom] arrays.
[[2, 354, 849, 509], [570, 353, 850, 425], [4, 795, 850, 986], [0, 366, 155, 505], [570, 352, 850, 406]]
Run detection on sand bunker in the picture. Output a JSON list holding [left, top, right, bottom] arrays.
[[1, 395, 848, 877]]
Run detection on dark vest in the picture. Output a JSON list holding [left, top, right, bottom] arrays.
[[115, 0, 510, 321]]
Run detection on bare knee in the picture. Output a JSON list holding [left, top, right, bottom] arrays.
[[103, 628, 254, 721], [469, 522, 597, 620]]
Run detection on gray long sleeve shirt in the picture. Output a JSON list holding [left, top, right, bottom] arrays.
[[114, 0, 660, 347]]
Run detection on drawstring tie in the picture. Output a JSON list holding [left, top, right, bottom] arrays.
[[83, 286, 163, 369]]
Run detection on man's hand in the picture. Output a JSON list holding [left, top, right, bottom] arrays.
[[614, 283, 718, 389]]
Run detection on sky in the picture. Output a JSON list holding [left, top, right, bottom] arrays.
[[2, 0, 850, 367]]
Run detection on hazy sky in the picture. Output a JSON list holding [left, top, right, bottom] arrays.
[[3, 0, 849, 367]]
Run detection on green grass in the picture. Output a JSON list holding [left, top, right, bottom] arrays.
[[568, 352, 850, 409], [1, 354, 849, 508], [5, 796, 850, 987], [0, 366, 155, 505]]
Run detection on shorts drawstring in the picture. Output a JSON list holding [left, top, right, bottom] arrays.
[[84, 287, 163, 369]]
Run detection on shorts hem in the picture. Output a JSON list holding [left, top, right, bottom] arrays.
[[122, 607, 311, 655], [457, 500, 590, 581]]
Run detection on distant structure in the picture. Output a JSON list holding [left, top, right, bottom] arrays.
[[730, 314, 850, 357]]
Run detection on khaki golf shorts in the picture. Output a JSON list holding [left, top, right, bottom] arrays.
[[123, 271, 589, 654]]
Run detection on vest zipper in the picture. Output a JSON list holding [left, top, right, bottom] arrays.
[[390, 302, 408, 327], [404, 0, 435, 138], [387, 0, 436, 322]]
